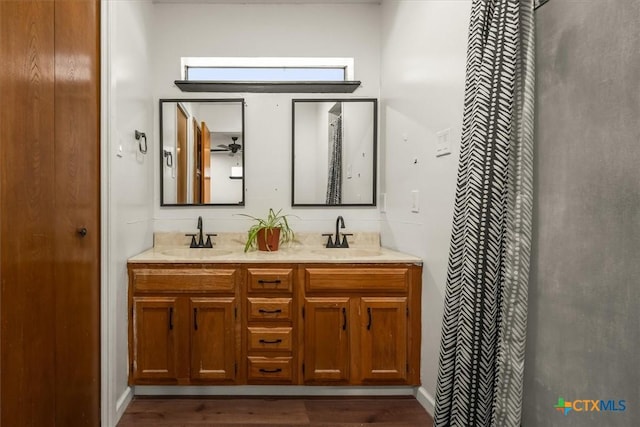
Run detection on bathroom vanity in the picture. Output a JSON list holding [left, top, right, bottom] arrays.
[[127, 233, 422, 387]]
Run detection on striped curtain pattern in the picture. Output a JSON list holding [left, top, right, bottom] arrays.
[[326, 115, 343, 205], [434, 0, 535, 426]]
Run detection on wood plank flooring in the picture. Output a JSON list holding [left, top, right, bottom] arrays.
[[117, 396, 434, 426]]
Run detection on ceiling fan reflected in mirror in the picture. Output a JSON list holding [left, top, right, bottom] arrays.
[[212, 136, 242, 155]]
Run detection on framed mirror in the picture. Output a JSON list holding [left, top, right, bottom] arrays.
[[292, 98, 377, 206], [160, 99, 245, 206]]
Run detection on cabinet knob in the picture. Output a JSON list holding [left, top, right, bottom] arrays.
[[77, 227, 88, 237]]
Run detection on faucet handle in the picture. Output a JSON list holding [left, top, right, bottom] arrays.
[[340, 233, 353, 248], [204, 233, 217, 248], [185, 233, 197, 248], [322, 233, 335, 248]]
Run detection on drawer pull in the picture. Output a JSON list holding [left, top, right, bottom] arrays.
[[259, 338, 283, 345], [367, 307, 372, 330], [258, 308, 282, 314], [259, 368, 282, 374], [168, 307, 174, 330], [258, 279, 282, 285]]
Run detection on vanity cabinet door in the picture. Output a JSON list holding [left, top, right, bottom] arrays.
[[190, 297, 238, 382], [358, 297, 408, 383], [303, 297, 350, 383], [131, 297, 180, 382]]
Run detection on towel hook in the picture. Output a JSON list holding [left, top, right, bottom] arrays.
[[135, 130, 147, 154], [163, 150, 173, 167]]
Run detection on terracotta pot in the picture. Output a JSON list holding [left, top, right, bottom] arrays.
[[256, 227, 281, 251]]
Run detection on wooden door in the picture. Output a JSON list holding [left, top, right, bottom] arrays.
[[201, 121, 211, 203], [132, 298, 179, 382], [359, 297, 408, 383], [177, 105, 188, 204], [303, 298, 350, 383], [53, 0, 101, 423], [190, 297, 237, 382], [0, 0, 100, 425], [1, 2, 57, 425]]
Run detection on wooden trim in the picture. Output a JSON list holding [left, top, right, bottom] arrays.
[[132, 268, 237, 293], [305, 267, 409, 293]]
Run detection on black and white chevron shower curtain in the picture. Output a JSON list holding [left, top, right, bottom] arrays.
[[434, 1, 535, 426], [326, 115, 343, 205]]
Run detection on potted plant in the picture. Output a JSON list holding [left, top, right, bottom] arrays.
[[239, 208, 296, 252]]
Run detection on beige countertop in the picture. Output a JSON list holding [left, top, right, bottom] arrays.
[[128, 232, 422, 265]]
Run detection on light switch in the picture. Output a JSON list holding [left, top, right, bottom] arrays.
[[436, 128, 452, 157], [411, 190, 419, 213], [380, 193, 387, 213]]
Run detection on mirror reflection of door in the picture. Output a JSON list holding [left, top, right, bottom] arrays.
[[201, 121, 211, 203], [193, 119, 202, 203], [177, 104, 188, 204], [161, 99, 245, 206]]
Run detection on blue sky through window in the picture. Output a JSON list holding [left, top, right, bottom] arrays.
[[186, 67, 346, 81]]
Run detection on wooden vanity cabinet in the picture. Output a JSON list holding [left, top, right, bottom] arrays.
[[131, 297, 180, 382], [128, 265, 240, 385], [128, 261, 421, 387], [301, 265, 421, 386], [244, 266, 297, 384]]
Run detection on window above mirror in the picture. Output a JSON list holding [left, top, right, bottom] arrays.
[[175, 57, 361, 93]]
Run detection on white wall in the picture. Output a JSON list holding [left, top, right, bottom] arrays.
[[162, 103, 178, 204], [104, 1, 474, 421], [380, 0, 471, 413], [151, 3, 381, 233], [293, 102, 325, 203], [103, 0, 155, 425], [342, 101, 375, 203]]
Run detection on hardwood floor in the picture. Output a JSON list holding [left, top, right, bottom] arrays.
[[117, 396, 434, 426]]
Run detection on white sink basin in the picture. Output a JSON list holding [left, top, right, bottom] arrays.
[[310, 248, 382, 258], [159, 248, 233, 258]]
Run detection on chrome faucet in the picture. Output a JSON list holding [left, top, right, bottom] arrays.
[[323, 215, 352, 248], [186, 216, 215, 248]]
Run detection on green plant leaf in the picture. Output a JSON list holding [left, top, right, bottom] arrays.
[[236, 209, 298, 252]]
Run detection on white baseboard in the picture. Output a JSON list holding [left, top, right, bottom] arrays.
[[115, 387, 134, 424], [415, 386, 435, 416]]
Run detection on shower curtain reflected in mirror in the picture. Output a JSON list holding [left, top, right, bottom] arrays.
[[325, 113, 343, 205]]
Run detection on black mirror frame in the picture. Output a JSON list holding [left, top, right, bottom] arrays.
[[291, 98, 377, 207], [159, 98, 245, 207]]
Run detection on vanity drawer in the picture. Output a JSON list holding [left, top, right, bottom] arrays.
[[247, 356, 293, 382], [247, 268, 293, 293], [132, 268, 236, 293], [305, 267, 409, 293], [247, 327, 293, 352], [247, 298, 293, 322]]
